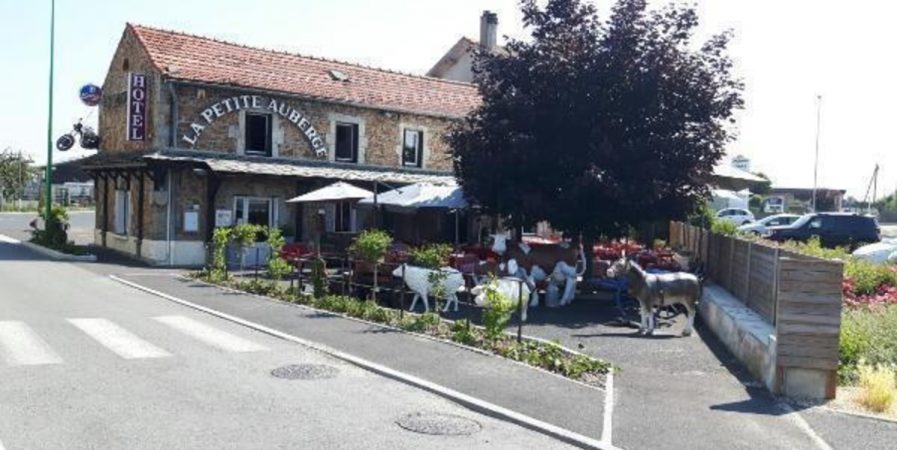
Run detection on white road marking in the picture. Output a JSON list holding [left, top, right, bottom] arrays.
[[0, 234, 21, 244], [68, 318, 171, 359], [0, 437, 5, 450], [601, 371, 614, 446], [153, 315, 268, 352], [779, 403, 833, 450], [0, 321, 63, 366]]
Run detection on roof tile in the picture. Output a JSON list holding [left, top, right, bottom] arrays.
[[129, 24, 480, 118]]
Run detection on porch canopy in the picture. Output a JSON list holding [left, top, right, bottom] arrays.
[[358, 182, 467, 213], [286, 181, 372, 203]]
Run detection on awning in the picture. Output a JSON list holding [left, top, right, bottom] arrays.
[[287, 181, 373, 203], [358, 182, 468, 212], [143, 149, 457, 185]]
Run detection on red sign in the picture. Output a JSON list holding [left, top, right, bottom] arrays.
[[126, 73, 147, 141]]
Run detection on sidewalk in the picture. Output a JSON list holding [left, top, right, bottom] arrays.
[[114, 272, 607, 445]]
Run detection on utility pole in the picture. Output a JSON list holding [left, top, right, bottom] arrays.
[[812, 95, 822, 212], [44, 0, 55, 221]]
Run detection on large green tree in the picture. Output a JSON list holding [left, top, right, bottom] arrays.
[[449, 0, 743, 243]]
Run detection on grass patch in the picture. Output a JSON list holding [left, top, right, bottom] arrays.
[[190, 273, 612, 384], [857, 364, 897, 413], [840, 305, 897, 384]]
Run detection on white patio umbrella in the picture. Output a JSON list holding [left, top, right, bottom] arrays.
[[358, 182, 468, 243], [286, 181, 373, 203], [357, 182, 467, 211]]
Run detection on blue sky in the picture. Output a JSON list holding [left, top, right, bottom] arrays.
[[1, 0, 894, 198]]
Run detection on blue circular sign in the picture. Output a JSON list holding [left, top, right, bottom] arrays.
[[79, 84, 102, 106]]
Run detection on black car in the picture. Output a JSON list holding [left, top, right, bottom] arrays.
[[766, 213, 880, 248]]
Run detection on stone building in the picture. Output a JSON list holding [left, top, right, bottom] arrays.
[[85, 24, 479, 266]]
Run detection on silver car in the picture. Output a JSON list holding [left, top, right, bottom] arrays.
[[737, 213, 800, 235]]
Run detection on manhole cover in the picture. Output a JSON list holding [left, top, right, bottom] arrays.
[[395, 412, 482, 436], [270, 364, 339, 380]]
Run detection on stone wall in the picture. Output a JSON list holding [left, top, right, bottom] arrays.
[[172, 85, 456, 171], [98, 27, 168, 153]]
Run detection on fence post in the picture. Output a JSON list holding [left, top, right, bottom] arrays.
[[772, 247, 780, 326], [744, 241, 752, 305], [517, 278, 524, 344], [400, 264, 406, 319], [254, 247, 260, 280]]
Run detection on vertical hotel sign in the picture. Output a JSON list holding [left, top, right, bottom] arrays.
[[126, 73, 147, 141]]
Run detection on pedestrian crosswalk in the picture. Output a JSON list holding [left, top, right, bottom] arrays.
[[0, 316, 268, 367]]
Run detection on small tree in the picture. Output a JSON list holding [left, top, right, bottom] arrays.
[[0, 150, 34, 210], [349, 229, 393, 299], [209, 227, 233, 281], [231, 223, 260, 271], [265, 226, 292, 280]]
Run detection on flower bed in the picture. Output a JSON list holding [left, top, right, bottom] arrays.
[[190, 273, 612, 385]]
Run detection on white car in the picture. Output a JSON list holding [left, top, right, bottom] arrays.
[[716, 208, 755, 226], [737, 213, 799, 235]]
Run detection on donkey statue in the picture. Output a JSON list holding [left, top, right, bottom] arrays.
[[607, 255, 701, 336]]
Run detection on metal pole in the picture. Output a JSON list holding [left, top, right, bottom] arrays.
[[812, 95, 822, 212], [516, 278, 524, 343], [254, 247, 260, 280], [44, 0, 56, 221], [399, 264, 406, 319]]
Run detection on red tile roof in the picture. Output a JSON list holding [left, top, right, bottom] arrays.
[[129, 24, 480, 118]]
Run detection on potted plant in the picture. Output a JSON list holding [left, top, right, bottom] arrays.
[[349, 229, 393, 299]]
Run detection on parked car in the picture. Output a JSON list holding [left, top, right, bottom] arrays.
[[716, 208, 755, 225], [738, 214, 800, 235], [766, 213, 880, 248]]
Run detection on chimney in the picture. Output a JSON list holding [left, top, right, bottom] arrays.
[[479, 11, 498, 51]]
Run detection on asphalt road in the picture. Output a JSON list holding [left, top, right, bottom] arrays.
[[0, 239, 574, 449], [0, 210, 94, 244]]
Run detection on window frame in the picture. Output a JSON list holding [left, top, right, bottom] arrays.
[[233, 196, 275, 228], [114, 189, 130, 235], [334, 122, 359, 163], [402, 128, 424, 168], [244, 112, 273, 157]]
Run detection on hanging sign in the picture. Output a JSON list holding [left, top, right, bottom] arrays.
[[181, 95, 327, 157], [79, 84, 102, 106], [126, 73, 147, 141]]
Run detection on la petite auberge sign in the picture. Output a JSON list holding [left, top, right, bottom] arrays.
[[181, 95, 327, 157]]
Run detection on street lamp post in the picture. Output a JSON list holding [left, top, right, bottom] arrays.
[[811, 94, 822, 212], [44, 0, 55, 222]]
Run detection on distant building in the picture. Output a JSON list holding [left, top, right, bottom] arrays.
[[732, 155, 751, 172], [427, 11, 502, 82], [768, 187, 846, 213]]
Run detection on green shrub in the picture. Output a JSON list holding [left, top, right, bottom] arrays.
[[309, 256, 328, 298], [30, 204, 71, 251], [451, 319, 478, 346], [265, 226, 292, 280], [316, 295, 353, 313], [845, 259, 897, 296], [349, 229, 393, 265], [481, 282, 515, 340], [841, 306, 897, 383], [781, 236, 850, 260], [402, 312, 440, 333], [410, 243, 453, 269], [208, 227, 233, 282], [710, 219, 739, 236]]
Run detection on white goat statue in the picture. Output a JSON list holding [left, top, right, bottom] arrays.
[[607, 256, 701, 337], [392, 264, 465, 312], [489, 232, 584, 306], [470, 276, 534, 322]]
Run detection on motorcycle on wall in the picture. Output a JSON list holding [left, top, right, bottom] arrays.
[[56, 83, 103, 152]]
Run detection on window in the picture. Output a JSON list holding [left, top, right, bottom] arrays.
[[114, 189, 130, 235], [234, 197, 275, 227], [325, 202, 356, 233], [402, 129, 424, 167], [335, 122, 358, 162], [245, 113, 272, 156]]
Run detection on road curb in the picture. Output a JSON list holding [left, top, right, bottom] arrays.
[[20, 240, 97, 262], [110, 274, 618, 450]]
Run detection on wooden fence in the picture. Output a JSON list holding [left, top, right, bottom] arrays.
[[669, 221, 843, 398], [669, 222, 843, 326]]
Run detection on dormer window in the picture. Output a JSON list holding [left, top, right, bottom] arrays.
[[245, 113, 272, 156]]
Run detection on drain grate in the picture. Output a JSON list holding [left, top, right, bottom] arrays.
[[395, 412, 482, 436], [270, 364, 339, 380]]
